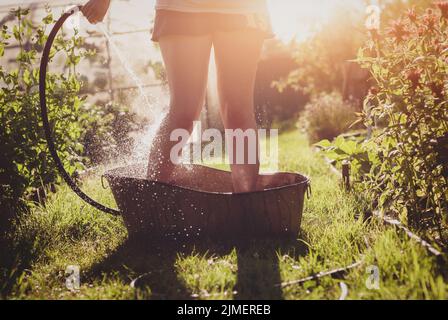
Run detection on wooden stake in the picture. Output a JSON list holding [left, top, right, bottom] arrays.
[[342, 160, 351, 191]]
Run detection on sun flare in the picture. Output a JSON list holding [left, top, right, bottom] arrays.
[[267, 0, 363, 41]]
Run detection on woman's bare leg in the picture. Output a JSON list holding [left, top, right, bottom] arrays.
[[147, 35, 212, 181], [213, 30, 264, 193]]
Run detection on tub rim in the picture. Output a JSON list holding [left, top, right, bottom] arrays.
[[103, 164, 311, 196]]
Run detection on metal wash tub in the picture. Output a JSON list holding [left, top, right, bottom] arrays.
[[104, 164, 310, 240]]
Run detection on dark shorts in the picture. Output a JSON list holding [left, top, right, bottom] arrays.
[[151, 10, 274, 42]]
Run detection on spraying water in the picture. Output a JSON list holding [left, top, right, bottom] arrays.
[[98, 23, 153, 112], [97, 23, 168, 164]]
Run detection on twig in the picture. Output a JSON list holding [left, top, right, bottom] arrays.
[[325, 158, 342, 177], [276, 259, 364, 288], [130, 273, 237, 299], [317, 147, 445, 258], [373, 211, 443, 257], [191, 291, 237, 299], [313, 147, 341, 177]]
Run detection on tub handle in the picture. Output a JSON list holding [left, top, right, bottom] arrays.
[[101, 176, 109, 190], [306, 182, 312, 200]]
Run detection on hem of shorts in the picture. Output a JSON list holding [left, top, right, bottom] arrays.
[[151, 30, 275, 42], [154, 6, 268, 15]]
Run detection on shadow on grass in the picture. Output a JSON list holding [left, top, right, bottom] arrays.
[[0, 209, 37, 298], [87, 235, 309, 300], [0, 237, 37, 299]]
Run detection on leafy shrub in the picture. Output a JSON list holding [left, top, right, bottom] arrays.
[[0, 8, 88, 217], [0, 8, 136, 224], [316, 136, 378, 178], [80, 102, 142, 164], [319, 3, 448, 241], [254, 41, 308, 128], [303, 92, 359, 143]]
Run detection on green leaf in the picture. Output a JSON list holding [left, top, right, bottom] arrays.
[[23, 69, 31, 86], [339, 140, 358, 155], [315, 139, 332, 148], [43, 13, 53, 25]]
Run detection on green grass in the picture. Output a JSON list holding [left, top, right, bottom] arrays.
[[2, 129, 447, 300]]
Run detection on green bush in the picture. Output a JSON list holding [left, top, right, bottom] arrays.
[[360, 5, 448, 229], [254, 41, 308, 128], [303, 92, 359, 143], [0, 8, 136, 224], [0, 8, 86, 216], [319, 4, 448, 241], [80, 101, 141, 164]]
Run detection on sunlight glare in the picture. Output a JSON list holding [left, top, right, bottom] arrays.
[[267, 0, 362, 42]]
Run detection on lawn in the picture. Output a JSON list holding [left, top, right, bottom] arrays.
[[2, 129, 447, 300]]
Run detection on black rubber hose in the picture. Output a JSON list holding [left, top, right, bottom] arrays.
[[39, 7, 120, 216]]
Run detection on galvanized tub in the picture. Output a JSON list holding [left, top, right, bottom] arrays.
[[104, 164, 310, 240]]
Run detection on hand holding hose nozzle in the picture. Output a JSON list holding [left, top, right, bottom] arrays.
[[80, 0, 111, 24]]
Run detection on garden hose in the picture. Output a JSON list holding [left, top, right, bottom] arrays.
[[39, 6, 120, 216]]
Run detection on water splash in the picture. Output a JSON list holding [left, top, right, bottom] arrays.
[[97, 23, 168, 164], [130, 118, 165, 163], [98, 23, 153, 112]]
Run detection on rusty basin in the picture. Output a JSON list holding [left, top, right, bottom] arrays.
[[104, 164, 310, 240]]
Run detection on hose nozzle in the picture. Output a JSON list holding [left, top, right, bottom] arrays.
[[64, 5, 83, 16]]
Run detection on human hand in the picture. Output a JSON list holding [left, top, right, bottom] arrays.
[[81, 0, 111, 24]]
